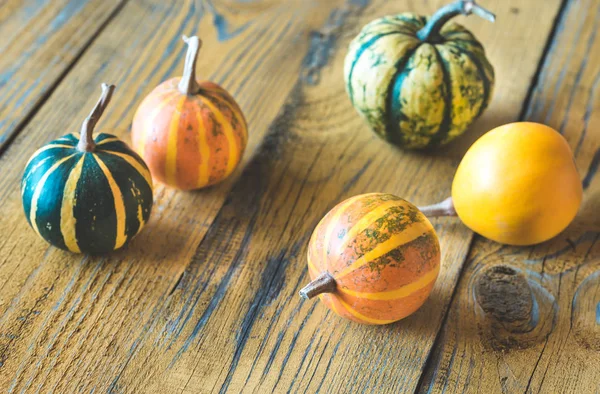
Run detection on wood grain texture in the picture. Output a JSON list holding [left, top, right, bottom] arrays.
[[420, 0, 600, 392], [0, 0, 571, 392], [0, 0, 360, 392], [0, 0, 125, 152], [103, 1, 562, 392]]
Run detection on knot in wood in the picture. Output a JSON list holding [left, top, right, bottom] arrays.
[[474, 265, 535, 333]]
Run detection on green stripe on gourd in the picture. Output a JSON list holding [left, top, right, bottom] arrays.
[[344, 0, 495, 149], [21, 84, 153, 255]]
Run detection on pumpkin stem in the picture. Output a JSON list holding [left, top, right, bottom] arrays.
[[299, 272, 337, 300], [416, 0, 495, 43], [78, 83, 115, 152], [418, 196, 457, 217], [178, 35, 202, 95]]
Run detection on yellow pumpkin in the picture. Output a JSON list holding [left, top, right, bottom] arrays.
[[447, 122, 581, 245]]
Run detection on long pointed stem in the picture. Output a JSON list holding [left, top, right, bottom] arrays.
[[178, 35, 202, 95], [299, 272, 337, 300], [78, 83, 115, 152], [417, 0, 495, 42], [418, 196, 457, 217]]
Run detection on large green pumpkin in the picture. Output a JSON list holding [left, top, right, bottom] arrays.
[[21, 84, 153, 254], [344, 0, 495, 149]]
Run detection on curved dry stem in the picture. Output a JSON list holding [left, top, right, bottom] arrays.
[[178, 35, 202, 95], [417, 0, 496, 42], [299, 272, 337, 300], [418, 196, 457, 217], [78, 83, 116, 152]]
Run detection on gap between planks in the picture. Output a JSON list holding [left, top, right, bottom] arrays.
[[0, 0, 129, 157], [0, 0, 570, 391], [518, 0, 571, 121], [415, 0, 574, 390]]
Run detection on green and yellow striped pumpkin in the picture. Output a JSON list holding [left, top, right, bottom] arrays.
[[21, 84, 153, 255], [344, 0, 495, 149]]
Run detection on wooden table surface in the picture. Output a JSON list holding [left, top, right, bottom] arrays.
[[0, 0, 599, 392]]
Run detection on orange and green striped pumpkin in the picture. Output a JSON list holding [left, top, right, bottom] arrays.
[[132, 35, 247, 190], [299, 193, 440, 325]]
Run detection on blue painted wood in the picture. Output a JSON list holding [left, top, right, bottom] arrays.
[[204, 0, 252, 42], [0, 0, 585, 392], [0, 0, 126, 154], [419, 0, 600, 391], [583, 148, 600, 189]]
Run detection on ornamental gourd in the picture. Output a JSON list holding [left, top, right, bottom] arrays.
[[344, 0, 495, 149], [21, 84, 153, 255], [132, 35, 248, 190], [419, 122, 583, 245], [299, 193, 440, 325]]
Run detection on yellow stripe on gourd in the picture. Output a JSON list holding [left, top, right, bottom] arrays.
[[337, 297, 396, 325], [93, 154, 127, 250], [25, 144, 73, 168], [60, 156, 85, 253], [334, 222, 433, 279], [96, 137, 120, 145], [199, 97, 239, 178], [348, 36, 419, 138], [339, 264, 439, 300], [397, 44, 446, 148], [136, 205, 145, 235], [435, 45, 485, 143], [202, 90, 248, 145], [29, 154, 76, 236], [22, 156, 55, 197], [102, 150, 153, 189], [138, 91, 179, 158], [195, 108, 211, 188], [165, 96, 187, 186], [321, 194, 373, 272], [100, 150, 152, 234], [338, 199, 407, 253]]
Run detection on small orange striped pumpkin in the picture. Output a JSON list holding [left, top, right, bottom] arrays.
[[300, 193, 440, 325], [132, 35, 247, 190]]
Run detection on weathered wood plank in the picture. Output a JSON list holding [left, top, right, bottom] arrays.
[[0, 0, 125, 153], [0, 0, 358, 392], [103, 1, 564, 392], [420, 0, 600, 392]]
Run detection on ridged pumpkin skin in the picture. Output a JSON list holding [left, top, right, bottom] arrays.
[[21, 133, 153, 254], [307, 193, 440, 324], [344, 13, 494, 149], [452, 122, 582, 245], [132, 79, 247, 190]]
